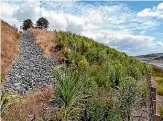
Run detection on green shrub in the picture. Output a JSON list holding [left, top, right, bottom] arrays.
[[55, 31, 150, 81], [82, 96, 121, 121], [53, 66, 89, 121], [118, 77, 140, 121], [153, 67, 163, 77], [1, 91, 12, 114], [156, 77, 163, 96], [157, 85, 163, 96], [156, 77, 163, 85], [54, 31, 152, 120], [78, 56, 89, 71]]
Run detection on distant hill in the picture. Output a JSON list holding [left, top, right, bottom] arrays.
[[134, 53, 163, 69], [153, 56, 163, 61], [136, 53, 163, 58], [135, 53, 163, 62]]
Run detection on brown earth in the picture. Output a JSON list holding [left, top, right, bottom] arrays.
[[30, 28, 56, 57], [30, 28, 66, 63], [1, 20, 20, 79], [1, 20, 58, 80]]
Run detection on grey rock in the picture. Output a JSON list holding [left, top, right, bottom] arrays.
[[4, 30, 57, 95]]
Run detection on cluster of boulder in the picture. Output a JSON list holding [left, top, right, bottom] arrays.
[[4, 31, 57, 95]]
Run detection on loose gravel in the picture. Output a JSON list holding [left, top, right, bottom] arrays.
[[4, 31, 57, 95]]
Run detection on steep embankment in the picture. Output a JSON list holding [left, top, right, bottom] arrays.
[[2, 21, 151, 96], [4, 31, 57, 94], [1, 21, 56, 80], [30, 28, 56, 56], [1, 20, 20, 79]]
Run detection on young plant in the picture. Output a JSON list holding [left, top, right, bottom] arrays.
[[118, 77, 139, 121], [53, 66, 87, 121], [1, 91, 12, 115]]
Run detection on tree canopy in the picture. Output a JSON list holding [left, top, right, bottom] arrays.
[[22, 19, 33, 30], [36, 17, 49, 29]]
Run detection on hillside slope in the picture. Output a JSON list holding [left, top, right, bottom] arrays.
[[1, 21, 56, 79], [30, 28, 56, 56], [1, 20, 20, 79], [4, 31, 56, 94], [54, 31, 151, 80], [2, 23, 153, 120], [1, 20, 151, 87]]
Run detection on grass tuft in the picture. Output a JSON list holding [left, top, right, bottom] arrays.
[[156, 77, 163, 96]]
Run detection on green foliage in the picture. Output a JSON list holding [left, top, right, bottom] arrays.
[[156, 77, 163, 95], [1, 91, 12, 114], [118, 77, 139, 121], [1, 91, 20, 116], [137, 79, 150, 103], [22, 19, 33, 30], [52, 31, 152, 120], [82, 99, 121, 121], [36, 17, 49, 29], [157, 85, 163, 96], [53, 66, 89, 121], [152, 66, 163, 77], [55, 31, 150, 80], [78, 56, 89, 71], [156, 77, 163, 84]]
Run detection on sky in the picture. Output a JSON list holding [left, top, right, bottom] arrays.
[[1, 0, 163, 56]]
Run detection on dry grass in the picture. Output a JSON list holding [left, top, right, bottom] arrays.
[[1, 20, 20, 79], [30, 28, 56, 57], [2, 87, 54, 121], [30, 28, 66, 63], [153, 67, 163, 77], [156, 77, 163, 96], [158, 103, 163, 118], [1, 22, 57, 80]]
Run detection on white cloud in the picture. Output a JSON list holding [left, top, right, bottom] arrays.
[[1, 2, 20, 27], [137, 2, 163, 19], [81, 30, 163, 55], [157, 2, 163, 10], [13, 1, 41, 22], [1, 1, 163, 56]]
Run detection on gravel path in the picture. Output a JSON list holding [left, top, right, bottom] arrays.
[[4, 31, 57, 95]]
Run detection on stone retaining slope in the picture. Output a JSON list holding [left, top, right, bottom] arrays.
[[4, 31, 57, 95]]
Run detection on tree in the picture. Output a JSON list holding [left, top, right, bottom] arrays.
[[22, 19, 33, 30], [36, 17, 49, 29]]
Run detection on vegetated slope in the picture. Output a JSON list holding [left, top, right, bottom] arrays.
[[53, 31, 152, 120], [55, 31, 151, 81], [30, 29, 151, 80], [1, 20, 20, 79], [2, 29, 153, 121]]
